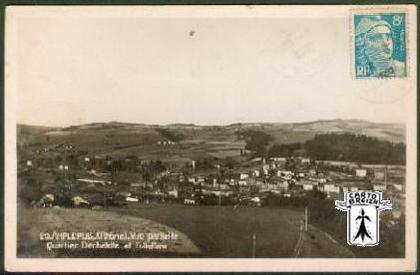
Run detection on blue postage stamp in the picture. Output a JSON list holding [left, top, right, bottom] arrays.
[[354, 13, 407, 79]]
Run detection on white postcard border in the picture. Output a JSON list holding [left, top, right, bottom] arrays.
[[4, 5, 417, 272]]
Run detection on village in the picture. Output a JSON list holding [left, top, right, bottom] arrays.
[[19, 140, 406, 224]]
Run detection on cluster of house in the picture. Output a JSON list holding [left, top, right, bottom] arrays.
[[166, 157, 406, 204], [31, 193, 90, 208], [156, 140, 176, 145], [34, 142, 75, 154], [27, 153, 405, 215]]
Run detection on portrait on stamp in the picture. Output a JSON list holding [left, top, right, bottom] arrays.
[[354, 13, 407, 78]]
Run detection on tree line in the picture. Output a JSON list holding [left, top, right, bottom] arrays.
[[240, 131, 405, 165]]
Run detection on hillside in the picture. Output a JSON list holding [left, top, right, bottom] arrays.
[[18, 207, 200, 257], [17, 119, 405, 163], [228, 119, 405, 144]]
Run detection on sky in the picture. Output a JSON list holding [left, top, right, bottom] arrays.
[[11, 7, 415, 126]]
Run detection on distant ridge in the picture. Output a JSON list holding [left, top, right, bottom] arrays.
[[18, 119, 404, 130], [165, 123, 197, 127], [17, 119, 405, 156]]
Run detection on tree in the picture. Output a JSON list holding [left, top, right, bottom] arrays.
[[240, 130, 273, 155]]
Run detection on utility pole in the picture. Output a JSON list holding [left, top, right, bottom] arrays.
[[304, 207, 308, 231], [384, 165, 388, 185], [252, 233, 256, 258]]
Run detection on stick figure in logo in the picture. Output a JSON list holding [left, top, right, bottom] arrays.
[[353, 208, 372, 242]]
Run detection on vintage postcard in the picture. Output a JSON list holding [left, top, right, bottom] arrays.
[[4, 5, 417, 272]]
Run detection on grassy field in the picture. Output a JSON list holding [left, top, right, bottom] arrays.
[[18, 207, 200, 257], [18, 204, 353, 258], [110, 204, 304, 257]]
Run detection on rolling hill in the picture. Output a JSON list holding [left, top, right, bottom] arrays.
[[17, 119, 405, 163]]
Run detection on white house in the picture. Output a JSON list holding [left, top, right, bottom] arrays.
[[374, 184, 386, 191], [355, 169, 367, 177], [77, 178, 109, 185], [300, 158, 310, 164], [323, 184, 340, 193], [168, 189, 179, 198], [270, 157, 287, 162], [278, 181, 289, 190], [374, 170, 385, 180], [392, 210, 402, 219], [34, 194, 55, 208], [393, 183, 403, 192], [219, 183, 230, 190], [303, 184, 314, 191], [72, 196, 89, 207], [255, 181, 265, 187], [253, 170, 260, 177], [240, 173, 249, 180], [130, 183, 143, 188], [184, 198, 197, 205], [317, 178, 327, 184], [126, 196, 139, 202], [238, 180, 248, 186]]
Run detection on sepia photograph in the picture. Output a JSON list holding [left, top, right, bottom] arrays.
[[4, 5, 417, 272]]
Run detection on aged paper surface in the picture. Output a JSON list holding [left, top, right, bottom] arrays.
[[4, 5, 417, 272]]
